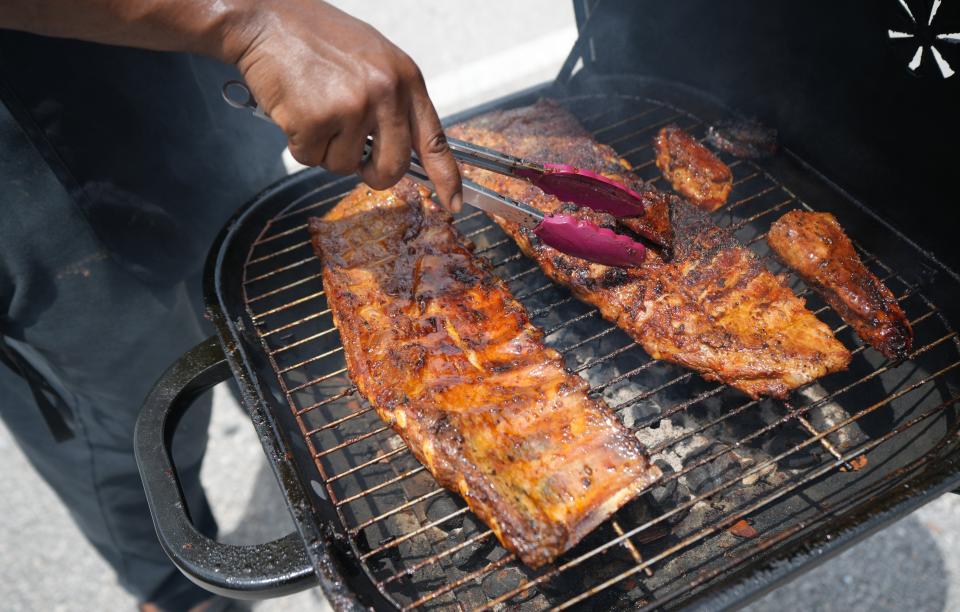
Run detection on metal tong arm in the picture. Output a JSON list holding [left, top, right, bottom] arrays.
[[445, 137, 543, 177], [407, 155, 544, 227]]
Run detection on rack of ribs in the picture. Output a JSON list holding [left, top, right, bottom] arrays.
[[448, 100, 850, 399], [309, 180, 661, 568], [768, 210, 913, 359]]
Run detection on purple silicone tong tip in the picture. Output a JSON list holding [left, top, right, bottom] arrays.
[[516, 163, 674, 253], [535, 214, 647, 268], [518, 164, 648, 217]]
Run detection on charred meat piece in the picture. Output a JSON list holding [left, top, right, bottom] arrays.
[[654, 124, 733, 211], [768, 211, 912, 359], [309, 180, 660, 569], [706, 119, 778, 159], [617, 187, 677, 258], [449, 100, 850, 399]]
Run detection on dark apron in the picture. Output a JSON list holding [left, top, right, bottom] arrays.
[[0, 31, 287, 440]]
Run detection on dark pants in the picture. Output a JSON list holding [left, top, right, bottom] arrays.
[[0, 34, 287, 610]]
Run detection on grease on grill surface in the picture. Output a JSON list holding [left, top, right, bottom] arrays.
[[309, 180, 660, 568]]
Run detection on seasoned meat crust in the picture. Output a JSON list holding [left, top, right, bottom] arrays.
[[655, 124, 732, 210], [617, 187, 678, 258], [768, 210, 913, 359], [309, 180, 660, 568], [448, 100, 850, 398]]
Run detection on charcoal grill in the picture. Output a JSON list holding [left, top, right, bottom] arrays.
[[135, 2, 960, 610]]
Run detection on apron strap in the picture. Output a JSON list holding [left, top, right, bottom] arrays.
[[0, 338, 75, 442]]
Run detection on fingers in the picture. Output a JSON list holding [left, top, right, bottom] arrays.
[[247, 24, 457, 204], [273, 102, 337, 169], [321, 100, 375, 176], [409, 82, 462, 212], [274, 89, 372, 176], [359, 91, 412, 190]]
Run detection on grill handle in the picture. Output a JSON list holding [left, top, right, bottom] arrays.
[[134, 336, 318, 600]]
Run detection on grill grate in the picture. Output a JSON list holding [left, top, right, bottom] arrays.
[[239, 93, 960, 610]]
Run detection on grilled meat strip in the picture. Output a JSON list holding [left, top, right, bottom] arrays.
[[768, 210, 913, 359], [309, 180, 660, 568], [654, 124, 732, 210], [448, 100, 850, 398]]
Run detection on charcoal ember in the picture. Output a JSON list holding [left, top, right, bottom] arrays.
[[611, 390, 661, 430], [658, 369, 716, 408], [765, 427, 821, 469], [451, 513, 496, 568], [586, 586, 639, 611], [539, 557, 636, 609], [649, 459, 682, 507], [706, 119, 778, 159], [801, 384, 870, 451], [540, 570, 581, 599], [727, 518, 759, 539], [387, 511, 433, 557], [615, 494, 676, 541], [584, 556, 644, 608], [740, 458, 777, 486], [384, 434, 406, 453], [401, 469, 444, 500], [782, 452, 820, 470], [481, 566, 524, 600], [425, 494, 465, 532], [682, 443, 744, 496]]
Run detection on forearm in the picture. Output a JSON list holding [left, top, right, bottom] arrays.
[[0, 0, 259, 61]]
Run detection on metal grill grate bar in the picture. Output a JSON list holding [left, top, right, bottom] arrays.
[[607, 112, 686, 146], [590, 105, 663, 136], [303, 405, 373, 437], [348, 488, 445, 536], [619, 119, 700, 157], [248, 238, 311, 265], [555, 387, 960, 611], [326, 444, 405, 483], [295, 386, 355, 416], [404, 554, 517, 611], [477, 364, 960, 611], [244, 256, 316, 284], [349, 313, 948, 591], [643, 416, 960, 612], [247, 273, 324, 304], [381, 530, 497, 585], [361, 507, 473, 561], [334, 466, 427, 507]]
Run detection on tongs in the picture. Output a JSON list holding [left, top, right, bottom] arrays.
[[223, 80, 668, 268]]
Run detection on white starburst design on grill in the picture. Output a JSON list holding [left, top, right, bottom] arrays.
[[889, 0, 958, 78]]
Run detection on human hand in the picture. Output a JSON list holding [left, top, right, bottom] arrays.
[[221, 0, 463, 211]]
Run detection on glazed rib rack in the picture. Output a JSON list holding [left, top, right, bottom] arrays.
[[240, 92, 960, 610]]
